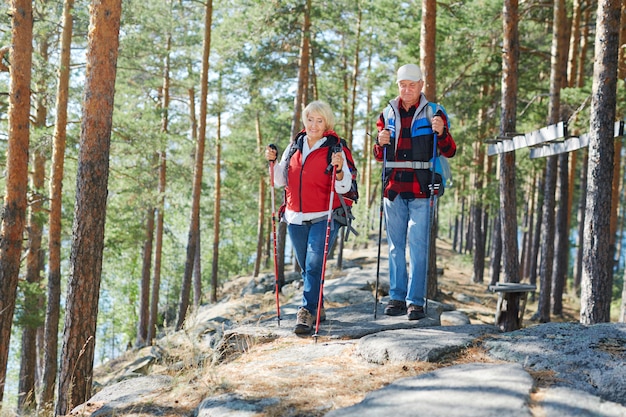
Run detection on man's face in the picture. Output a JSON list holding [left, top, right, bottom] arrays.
[[397, 80, 423, 107]]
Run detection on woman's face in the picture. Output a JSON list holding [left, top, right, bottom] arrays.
[[304, 111, 327, 141]]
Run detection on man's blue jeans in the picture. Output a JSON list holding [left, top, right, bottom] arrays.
[[288, 220, 340, 314], [384, 197, 430, 307]]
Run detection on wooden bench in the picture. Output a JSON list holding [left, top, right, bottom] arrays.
[[488, 282, 537, 328]]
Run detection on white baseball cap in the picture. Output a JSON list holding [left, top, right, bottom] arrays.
[[396, 64, 423, 82]]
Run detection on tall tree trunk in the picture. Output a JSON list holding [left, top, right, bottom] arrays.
[[364, 48, 374, 222], [194, 232, 202, 305], [149, 24, 171, 343], [0, 0, 32, 405], [574, 151, 588, 292], [552, 153, 569, 315], [535, 0, 566, 323], [137, 207, 155, 347], [18, 160, 43, 413], [521, 172, 536, 279], [568, 0, 583, 86], [211, 109, 222, 304], [551, 0, 571, 316], [581, 0, 621, 324], [149, 151, 166, 343], [471, 133, 485, 283], [176, 0, 213, 329], [42, 0, 74, 407], [18, 37, 48, 411], [56, 1, 121, 413], [576, 7, 592, 88], [254, 111, 266, 278], [489, 212, 502, 286], [347, 2, 362, 149], [291, 0, 311, 138], [498, 0, 521, 331], [529, 172, 545, 301], [420, 0, 436, 101], [617, 0, 626, 323], [421, 0, 438, 299], [608, 138, 622, 282]]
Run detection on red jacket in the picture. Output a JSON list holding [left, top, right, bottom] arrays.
[[285, 132, 346, 214]]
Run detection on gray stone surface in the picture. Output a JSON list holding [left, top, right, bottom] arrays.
[[325, 363, 534, 417], [539, 386, 626, 417], [73, 375, 172, 417], [197, 394, 280, 417], [484, 322, 626, 406], [356, 324, 499, 364]]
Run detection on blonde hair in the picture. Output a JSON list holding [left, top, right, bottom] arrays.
[[302, 100, 335, 131]]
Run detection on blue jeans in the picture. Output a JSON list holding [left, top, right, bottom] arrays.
[[288, 220, 340, 314], [384, 197, 430, 307]]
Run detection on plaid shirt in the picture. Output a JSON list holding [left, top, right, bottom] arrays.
[[374, 95, 456, 200]]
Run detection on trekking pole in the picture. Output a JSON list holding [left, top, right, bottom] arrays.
[[268, 144, 281, 326], [424, 113, 443, 314], [374, 145, 387, 319], [313, 161, 338, 341]]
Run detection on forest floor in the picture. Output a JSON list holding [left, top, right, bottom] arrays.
[[86, 237, 586, 417]]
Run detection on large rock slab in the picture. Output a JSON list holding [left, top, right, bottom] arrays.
[[357, 324, 500, 364], [71, 375, 172, 417], [483, 322, 626, 406], [325, 363, 534, 417]]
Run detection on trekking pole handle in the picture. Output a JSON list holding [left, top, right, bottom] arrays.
[[325, 143, 343, 174], [267, 143, 278, 163]]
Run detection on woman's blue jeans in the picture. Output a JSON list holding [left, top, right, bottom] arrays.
[[288, 219, 340, 314], [384, 197, 430, 307]]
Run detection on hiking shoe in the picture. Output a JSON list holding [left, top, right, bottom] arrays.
[[384, 299, 407, 316], [407, 304, 426, 320], [294, 307, 314, 334]]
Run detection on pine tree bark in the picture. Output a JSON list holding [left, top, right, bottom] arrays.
[[618, 0, 626, 323], [573, 152, 588, 292], [177, 0, 213, 329], [149, 151, 166, 343], [498, 0, 522, 331], [552, 153, 569, 315], [529, 171, 545, 300], [137, 207, 155, 347], [18, 38, 48, 412], [55, 2, 121, 413], [489, 213, 502, 286], [581, 0, 621, 324], [211, 110, 222, 304], [421, 0, 436, 101], [42, 0, 74, 407], [149, 27, 170, 343], [568, 0, 583, 86], [0, 0, 32, 405], [254, 112, 266, 278], [535, 0, 566, 323], [471, 83, 490, 284], [576, 7, 592, 88]]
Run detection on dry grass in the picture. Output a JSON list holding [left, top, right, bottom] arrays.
[[211, 339, 438, 417]]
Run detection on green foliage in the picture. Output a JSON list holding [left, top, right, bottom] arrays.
[[14, 281, 46, 328]]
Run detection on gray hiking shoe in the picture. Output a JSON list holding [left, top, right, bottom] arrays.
[[294, 307, 314, 334], [384, 299, 407, 316], [407, 304, 426, 320]]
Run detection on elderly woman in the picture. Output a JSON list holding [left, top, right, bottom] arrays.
[[266, 100, 353, 334]]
